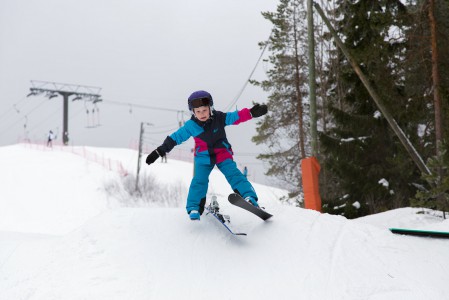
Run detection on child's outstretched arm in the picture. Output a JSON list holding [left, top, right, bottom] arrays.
[[145, 136, 175, 165], [145, 123, 194, 165], [225, 103, 268, 126]]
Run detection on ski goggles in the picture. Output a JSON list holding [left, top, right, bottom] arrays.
[[190, 97, 211, 109]]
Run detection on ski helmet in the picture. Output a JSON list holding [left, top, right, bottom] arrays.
[[188, 90, 213, 111]]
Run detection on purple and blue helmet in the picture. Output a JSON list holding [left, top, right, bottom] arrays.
[[188, 90, 213, 111]]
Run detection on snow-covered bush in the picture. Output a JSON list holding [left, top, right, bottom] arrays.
[[104, 173, 186, 207]]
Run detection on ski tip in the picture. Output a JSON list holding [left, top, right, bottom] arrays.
[[234, 233, 247, 236], [228, 193, 238, 199]]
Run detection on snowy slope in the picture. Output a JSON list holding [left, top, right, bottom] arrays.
[[1, 144, 449, 300]]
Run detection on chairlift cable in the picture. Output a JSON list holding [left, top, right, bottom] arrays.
[[0, 96, 27, 120], [103, 99, 187, 113], [0, 99, 48, 136], [224, 31, 272, 112]]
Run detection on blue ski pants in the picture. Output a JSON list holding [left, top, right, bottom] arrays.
[[186, 158, 257, 214]]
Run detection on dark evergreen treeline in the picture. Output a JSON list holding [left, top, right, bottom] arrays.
[[252, 0, 449, 218]]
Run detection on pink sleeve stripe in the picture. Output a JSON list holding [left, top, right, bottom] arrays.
[[234, 108, 252, 125]]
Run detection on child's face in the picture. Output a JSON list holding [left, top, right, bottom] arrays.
[[193, 106, 210, 122]]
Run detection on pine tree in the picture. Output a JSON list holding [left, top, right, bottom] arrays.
[[320, 0, 421, 217], [253, 0, 449, 214], [251, 0, 309, 199], [405, 0, 449, 213], [414, 142, 449, 214]]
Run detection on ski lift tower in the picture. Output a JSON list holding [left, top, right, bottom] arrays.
[[27, 80, 102, 145]]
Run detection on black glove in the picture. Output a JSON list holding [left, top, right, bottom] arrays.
[[250, 104, 268, 118], [145, 150, 159, 165], [145, 147, 166, 165]]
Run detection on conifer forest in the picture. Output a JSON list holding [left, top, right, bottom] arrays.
[[252, 0, 449, 218]]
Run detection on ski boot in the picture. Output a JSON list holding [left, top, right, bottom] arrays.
[[210, 196, 220, 213], [189, 210, 200, 221], [244, 196, 259, 208], [208, 196, 230, 224]]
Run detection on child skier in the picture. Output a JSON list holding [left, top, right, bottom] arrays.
[[145, 90, 268, 220]]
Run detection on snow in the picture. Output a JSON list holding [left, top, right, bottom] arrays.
[[418, 124, 426, 138], [378, 178, 389, 188], [374, 110, 382, 119], [1, 144, 449, 300]]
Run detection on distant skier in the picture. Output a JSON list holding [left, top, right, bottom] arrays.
[[47, 130, 54, 147], [243, 166, 248, 178], [145, 90, 267, 220]]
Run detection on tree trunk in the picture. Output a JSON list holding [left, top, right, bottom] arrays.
[[428, 0, 445, 216], [428, 0, 443, 156]]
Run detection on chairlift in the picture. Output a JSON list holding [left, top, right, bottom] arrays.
[[84, 101, 92, 128], [91, 108, 96, 127], [85, 102, 101, 128], [48, 92, 58, 99], [85, 108, 93, 128], [93, 97, 102, 104], [95, 105, 101, 127], [177, 111, 186, 127]]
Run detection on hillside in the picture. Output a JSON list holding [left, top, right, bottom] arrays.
[[1, 144, 448, 300]]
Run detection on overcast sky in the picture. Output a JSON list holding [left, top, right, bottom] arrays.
[[0, 0, 280, 185]]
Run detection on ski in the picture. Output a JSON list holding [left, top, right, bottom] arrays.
[[205, 196, 247, 236], [390, 228, 449, 239], [228, 193, 273, 221]]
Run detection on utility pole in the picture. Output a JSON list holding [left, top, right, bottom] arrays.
[[307, 0, 318, 157], [136, 122, 153, 192], [301, 0, 322, 213], [27, 80, 102, 145]]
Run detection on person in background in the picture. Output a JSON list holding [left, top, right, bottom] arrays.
[[243, 166, 248, 178], [47, 130, 54, 147], [145, 90, 267, 220]]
